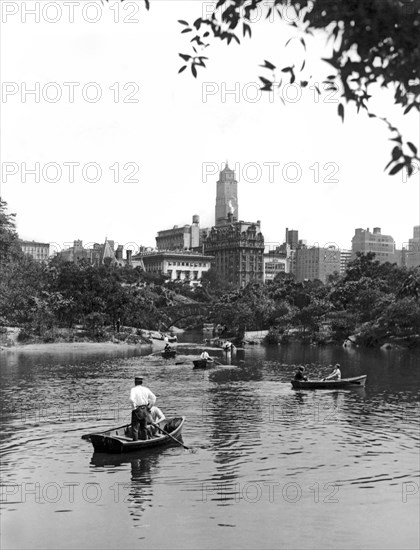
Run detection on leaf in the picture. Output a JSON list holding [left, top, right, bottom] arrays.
[[338, 103, 344, 122], [300, 37, 306, 50], [178, 20, 189, 26], [179, 53, 191, 62], [392, 146, 402, 160], [407, 142, 418, 155], [404, 103, 416, 114], [388, 163, 404, 175], [261, 59, 276, 71], [243, 23, 251, 38], [178, 65, 187, 74], [181, 28, 192, 34], [191, 64, 197, 78]]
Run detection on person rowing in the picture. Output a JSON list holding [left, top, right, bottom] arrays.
[[200, 350, 213, 361], [294, 365, 308, 381], [323, 363, 342, 381]]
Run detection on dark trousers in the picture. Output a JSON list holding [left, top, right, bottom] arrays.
[[131, 406, 148, 441]]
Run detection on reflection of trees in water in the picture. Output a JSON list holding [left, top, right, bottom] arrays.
[[204, 378, 263, 491], [90, 451, 160, 527]]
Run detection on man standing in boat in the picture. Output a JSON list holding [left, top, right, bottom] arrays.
[[129, 376, 156, 441]]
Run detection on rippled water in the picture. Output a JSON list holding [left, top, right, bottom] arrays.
[[1, 337, 419, 549]]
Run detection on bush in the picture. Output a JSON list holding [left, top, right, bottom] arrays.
[[264, 328, 281, 345]]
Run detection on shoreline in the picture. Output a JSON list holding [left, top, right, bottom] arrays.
[[0, 341, 153, 353]]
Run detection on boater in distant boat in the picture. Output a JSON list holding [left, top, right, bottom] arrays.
[[294, 366, 308, 381], [323, 363, 342, 381], [200, 350, 211, 360]]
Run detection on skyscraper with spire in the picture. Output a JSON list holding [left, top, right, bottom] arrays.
[[215, 162, 238, 226]]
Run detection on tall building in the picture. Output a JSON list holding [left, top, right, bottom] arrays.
[[156, 216, 201, 251], [204, 219, 265, 288], [204, 164, 264, 287], [295, 245, 341, 283], [351, 227, 396, 264], [215, 163, 238, 226], [285, 228, 299, 250], [20, 240, 50, 262], [406, 225, 420, 268]]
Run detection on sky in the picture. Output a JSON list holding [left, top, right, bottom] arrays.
[[1, 0, 419, 256]]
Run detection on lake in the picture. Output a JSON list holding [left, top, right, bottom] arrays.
[[1, 335, 419, 549]]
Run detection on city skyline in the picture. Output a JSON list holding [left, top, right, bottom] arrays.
[[1, 1, 419, 254]]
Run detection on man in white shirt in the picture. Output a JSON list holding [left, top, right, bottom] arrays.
[[200, 350, 211, 360], [129, 376, 156, 441]]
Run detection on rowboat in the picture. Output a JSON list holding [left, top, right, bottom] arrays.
[[291, 375, 367, 389], [161, 350, 177, 359], [85, 417, 185, 453], [193, 359, 215, 369]]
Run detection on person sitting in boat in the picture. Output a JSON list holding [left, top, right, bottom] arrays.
[[164, 343, 172, 352], [323, 363, 341, 381], [146, 405, 166, 438], [294, 366, 308, 381], [200, 350, 211, 360], [129, 376, 157, 441], [223, 341, 235, 352]]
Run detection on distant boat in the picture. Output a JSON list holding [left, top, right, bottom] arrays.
[[193, 359, 215, 369], [291, 375, 367, 390], [85, 417, 185, 453]]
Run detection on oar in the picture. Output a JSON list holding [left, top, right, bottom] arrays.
[[150, 422, 191, 451], [81, 423, 129, 440], [211, 358, 222, 365]]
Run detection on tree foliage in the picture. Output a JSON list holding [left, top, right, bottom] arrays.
[[174, 0, 420, 175]]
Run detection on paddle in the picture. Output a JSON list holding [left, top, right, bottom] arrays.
[[150, 422, 191, 451], [81, 423, 129, 440]]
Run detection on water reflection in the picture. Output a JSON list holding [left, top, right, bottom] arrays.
[[90, 450, 161, 527]]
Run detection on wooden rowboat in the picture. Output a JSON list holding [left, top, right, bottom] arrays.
[[291, 375, 367, 389], [85, 416, 185, 453], [193, 359, 215, 369]]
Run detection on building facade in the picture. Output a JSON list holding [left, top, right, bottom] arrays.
[[20, 240, 50, 262], [340, 249, 352, 275], [406, 225, 420, 268], [263, 251, 290, 282], [295, 245, 341, 283], [139, 251, 213, 287], [156, 215, 201, 251], [204, 220, 265, 287], [351, 227, 396, 263]]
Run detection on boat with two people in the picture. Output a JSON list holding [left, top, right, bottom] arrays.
[[291, 375, 367, 389], [83, 417, 186, 453]]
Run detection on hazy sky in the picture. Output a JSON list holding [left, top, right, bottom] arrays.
[[1, 0, 419, 255]]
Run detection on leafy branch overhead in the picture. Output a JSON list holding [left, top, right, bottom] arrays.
[[173, 0, 419, 177]]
